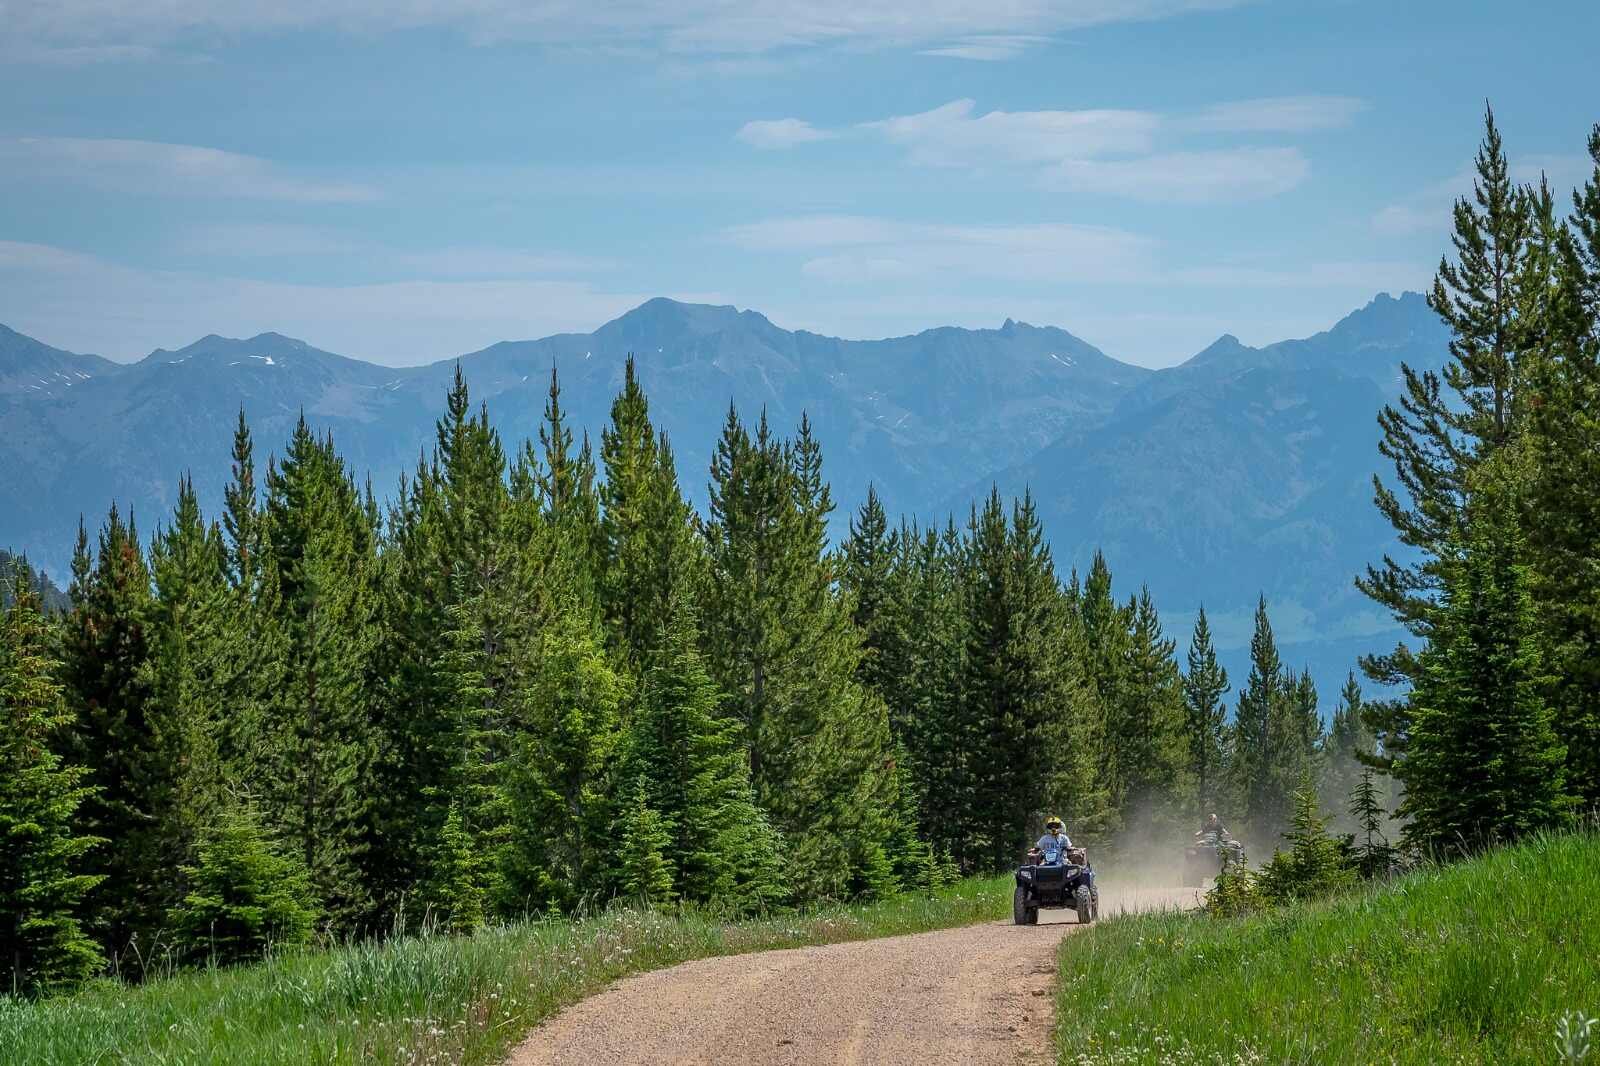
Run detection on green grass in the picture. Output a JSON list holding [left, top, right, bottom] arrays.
[[1055, 831, 1600, 1065], [1, 876, 1008, 1065]]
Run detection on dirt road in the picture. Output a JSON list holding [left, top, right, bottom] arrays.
[[506, 887, 1195, 1066]]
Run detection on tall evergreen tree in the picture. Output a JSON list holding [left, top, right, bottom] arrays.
[[1235, 596, 1301, 842], [703, 408, 895, 900], [1397, 464, 1571, 856], [502, 605, 626, 914], [598, 357, 699, 667], [1319, 673, 1377, 832], [1117, 586, 1188, 832], [842, 486, 907, 728], [623, 591, 783, 908], [0, 572, 104, 997], [61, 504, 158, 960], [139, 477, 231, 931], [1358, 106, 1534, 758], [1183, 607, 1230, 820], [1524, 126, 1600, 805], [258, 417, 382, 927]]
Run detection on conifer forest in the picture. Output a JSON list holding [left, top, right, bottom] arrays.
[[4, 108, 1600, 1006]]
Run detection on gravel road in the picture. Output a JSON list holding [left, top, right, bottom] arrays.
[[506, 886, 1196, 1066]]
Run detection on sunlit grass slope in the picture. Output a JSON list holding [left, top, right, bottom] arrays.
[[1, 876, 1008, 1066], [1057, 831, 1600, 1065]]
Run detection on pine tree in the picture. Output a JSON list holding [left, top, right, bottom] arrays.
[[1257, 782, 1353, 905], [616, 780, 675, 907], [417, 800, 487, 935], [258, 417, 382, 927], [223, 408, 260, 593], [60, 504, 158, 960], [842, 486, 907, 730], [703, 408, 895, 900], [1076, 552, 1131, 840], [1524, 125, 1600, 805], [1183, 607, 1230, 819], [139, 476, 231, 933], [894, 521, 975, 862], [1348, 768, 1394, 879], [1397, 464, 1572, 857], [1234, 596, 1284, 839], [0, 572, 104, 997], [502, 605, 626, 914], [623, 591, 784, 908], [598, 356, 698, 667], [1319, 673, 1377, 833], [168, 795, 316, 965], [1358, 106, 1534, 759], [1117, 586, 1188, 835]]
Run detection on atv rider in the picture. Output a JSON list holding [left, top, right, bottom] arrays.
[[1194, 813, 1245, 866], [1034, 816, 1073, 865]]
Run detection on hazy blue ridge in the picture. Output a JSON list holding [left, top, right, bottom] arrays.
[[0, 291, 1443, 707]]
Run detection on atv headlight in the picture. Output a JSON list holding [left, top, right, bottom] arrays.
[[1019, 868, 1033, 881]]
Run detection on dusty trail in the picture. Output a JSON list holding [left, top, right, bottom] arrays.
[[506, 886, 1195, 1066]]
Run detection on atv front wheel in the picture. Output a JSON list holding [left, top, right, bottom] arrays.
[[1075, 886, 1095, 925], [1013, 884, 1038, 926]]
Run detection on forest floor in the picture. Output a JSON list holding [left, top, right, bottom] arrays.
[[506, 887, 1195, 1066]]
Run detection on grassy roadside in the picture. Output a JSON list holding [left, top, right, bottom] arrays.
[[1053, 832, 1600, 1065], [1, 876, 1008, 1066]]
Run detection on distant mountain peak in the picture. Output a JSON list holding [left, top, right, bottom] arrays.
[[1184, 333, 1256, 366]]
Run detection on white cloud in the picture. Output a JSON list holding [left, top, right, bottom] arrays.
[[723, 215, 1156, 284], [1052, 147, 1309, 203], [918, 35, 1050, 61], [1184, 95, 1367, 133], [744, 95, 1352, 202], [0, 137, 377, 203], [0, 240, 706, 364], [862, 99, 1160, 167], [6, 0, 1250, 59], [736, 118, 836, 150]]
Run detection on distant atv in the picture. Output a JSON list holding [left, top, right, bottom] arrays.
[[1013, 846, 1099, 925], [1183, 832, 1246, 888]]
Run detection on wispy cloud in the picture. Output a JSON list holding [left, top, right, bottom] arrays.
[[1183, 95, 1367, 134], [0, 137, 378, 203], [6, 0, 1250, 61], [722, 215, 1157, 284], [861, 99, 1159, 167], [918, 35, 1051, 61], [751, 95, 1356, 203], [736, 118, 836, 150], [1052, 147, 1309, 203]]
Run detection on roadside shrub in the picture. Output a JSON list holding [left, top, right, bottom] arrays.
[[167, 798, 317, 966], [1257, 784, 1355, 905]]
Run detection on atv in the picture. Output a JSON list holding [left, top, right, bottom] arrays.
[[1013, 846, 1099, 925], [1183, 832, 1245, 888]]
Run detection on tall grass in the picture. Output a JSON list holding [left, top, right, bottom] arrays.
[[1, 876, 1008, 1066], [1054, 831, 1600, 1065]]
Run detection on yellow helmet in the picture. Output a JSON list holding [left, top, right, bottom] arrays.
[[1045, 816, 1063, 830]]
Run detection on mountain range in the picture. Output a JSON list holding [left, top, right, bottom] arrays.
[[0, 292, 1450, 706]]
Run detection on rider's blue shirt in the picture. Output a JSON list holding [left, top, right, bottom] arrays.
[[1035, 832, 1073, 864]]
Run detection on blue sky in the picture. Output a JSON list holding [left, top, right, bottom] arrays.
[[2, 0, 1596, 367]]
